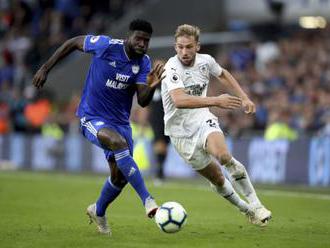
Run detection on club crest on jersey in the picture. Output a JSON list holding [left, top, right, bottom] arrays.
[[109, 61, 116, 67], [199, 64, 208, 76], [184, 70, 192, 80], [132, 65, 140, 74], [90, 36, 100, 43], [171, 73, 180, 83]]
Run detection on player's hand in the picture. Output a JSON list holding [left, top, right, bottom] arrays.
[[147, 62, 165, 88], [242, 98, 256, 114], [216, 94, 242, 110], [33, 66, 48, 89]]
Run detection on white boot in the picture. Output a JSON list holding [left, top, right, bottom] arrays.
[[145, 196, 158, 218], [86, 203, 111, 235]]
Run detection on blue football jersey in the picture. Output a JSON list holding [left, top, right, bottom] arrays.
[[77, 35, 151, 125]]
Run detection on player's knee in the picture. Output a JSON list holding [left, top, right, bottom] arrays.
[[111, 137, 127, 150], [110, 162, 127, 188], [97, 128, 127, 150], [219, 153, 232, 165], [111, 174, 127, 188], [209, 174, 225, 189], [206, 168, 225, 187], [112, 177, 127, 188], [213, 174, 225, 187]]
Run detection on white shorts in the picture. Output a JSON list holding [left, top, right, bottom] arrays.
[[170, 116, 222, 170]]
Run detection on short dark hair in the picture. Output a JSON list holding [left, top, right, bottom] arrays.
[[129, 19, 153, 34]]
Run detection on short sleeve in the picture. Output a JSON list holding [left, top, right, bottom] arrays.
[[163, 67, 184, 92], [208, 55, 223, 77], [83, 35, 111, 57], [135, 56, 151, 85]]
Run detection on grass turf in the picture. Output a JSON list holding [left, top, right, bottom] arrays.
[[0, 171, 329, 248]]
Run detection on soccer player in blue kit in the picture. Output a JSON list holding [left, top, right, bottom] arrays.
[[33, 19, 164, 235]]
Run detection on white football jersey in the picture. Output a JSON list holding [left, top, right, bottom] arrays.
[[161, 53, 223, 138]]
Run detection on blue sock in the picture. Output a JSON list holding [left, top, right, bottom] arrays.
[[114, 148, 151, 205], [96, 177, 122, 216]]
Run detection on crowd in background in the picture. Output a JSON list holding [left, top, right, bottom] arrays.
[[0, 0, 144, 135], [0, 1, 330, 140], [210, 28, 330, 139]]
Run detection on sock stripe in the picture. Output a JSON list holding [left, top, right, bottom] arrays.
[[115, 150, 130, 158], [115, 150, 130, 156], [115, 153, 130, 160], [114, 148, 151, 205], [224, 192, 234, 199], [114, 150, 130, 160], [235, 176, 247, 181]]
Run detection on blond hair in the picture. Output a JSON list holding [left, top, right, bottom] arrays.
[[175, 24, 200, 42]]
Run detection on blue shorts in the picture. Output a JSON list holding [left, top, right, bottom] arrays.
[[79, 116, 133, 160]]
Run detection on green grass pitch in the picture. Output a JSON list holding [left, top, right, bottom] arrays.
[[0, 171, 330, 248]]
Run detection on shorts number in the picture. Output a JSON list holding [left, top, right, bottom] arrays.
[[206, 119, 217, 128]]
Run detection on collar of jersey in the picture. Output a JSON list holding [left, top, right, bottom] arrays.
[[122, 44, 131, 61]]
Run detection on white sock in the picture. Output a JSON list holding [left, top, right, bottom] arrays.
[[212, 178, 250, 213], [226, 158, 262, 208]]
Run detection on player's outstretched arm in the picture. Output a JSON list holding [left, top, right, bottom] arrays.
[[170, 89, 242, 110], [136, 63, 165, 107], [33, 36, 86, 89], [217, 69, 256, 114]]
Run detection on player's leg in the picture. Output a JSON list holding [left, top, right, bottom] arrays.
[[171, 130, 266, 226], [197, 161, 251, 214], [97, 127, 158, 217], [87, 159, 127, 235], [96, 158, 127, 216], [153, 138, 168, 182], [206, 131, 271, 223], [206, 131, 262, 205], [150, 115, 169, 184]]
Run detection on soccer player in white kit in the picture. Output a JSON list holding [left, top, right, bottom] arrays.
[[161, 24, 272, 226]]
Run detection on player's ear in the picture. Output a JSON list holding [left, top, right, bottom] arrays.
[[196, 42, 201, 52], [174, 43, 179, 53], [126, 30, 135, 42]]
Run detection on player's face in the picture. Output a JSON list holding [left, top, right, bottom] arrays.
[[127, 31, 151, 57], [175, 35, 200, 66]]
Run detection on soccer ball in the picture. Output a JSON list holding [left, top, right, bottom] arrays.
[[155, 201, 187, 233]]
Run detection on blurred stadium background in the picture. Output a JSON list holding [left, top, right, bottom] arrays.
[[1, 0, 330, 185], [1, 1, 330, 247]]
